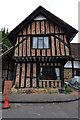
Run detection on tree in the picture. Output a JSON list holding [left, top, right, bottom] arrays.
[[0, 28, 13, 54]]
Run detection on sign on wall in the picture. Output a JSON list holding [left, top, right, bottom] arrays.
[[4, 80, 12, 93]]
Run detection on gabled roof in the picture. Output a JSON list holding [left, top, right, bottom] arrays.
[[8, 6, 78, 42]]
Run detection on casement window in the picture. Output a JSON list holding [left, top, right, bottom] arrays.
[[32, 36, 50, 49], [40, 66, 57, 80]]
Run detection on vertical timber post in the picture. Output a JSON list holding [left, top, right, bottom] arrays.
[[13, 63, 17, 86], [60, 65, 64, 88], [36, 62, 39, 87]]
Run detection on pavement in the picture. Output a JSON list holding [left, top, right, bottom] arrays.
[[2, 100, 79, 118], [2, 92, 80, 119], [2, 92, 80, 103]]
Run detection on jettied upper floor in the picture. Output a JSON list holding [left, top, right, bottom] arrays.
[[8, 6, 78, 61]]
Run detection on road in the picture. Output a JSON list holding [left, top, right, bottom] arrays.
[[2, 100, 79, 119]]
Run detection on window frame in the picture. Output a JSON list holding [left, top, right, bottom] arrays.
[[40, 66, 59, 80], [31, 35, 51, 49]]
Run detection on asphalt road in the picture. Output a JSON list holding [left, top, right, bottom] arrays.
[[2, 100, 79, 118]]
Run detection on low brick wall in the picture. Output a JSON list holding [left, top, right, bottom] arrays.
[[11, 87, 59, 94]]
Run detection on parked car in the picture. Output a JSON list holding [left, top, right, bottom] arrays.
[[68, 76, 80, 90]]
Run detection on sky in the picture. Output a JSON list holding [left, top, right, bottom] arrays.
[[0, 0, 79, 43]]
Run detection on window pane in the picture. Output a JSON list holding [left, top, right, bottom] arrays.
[[32, 36, 50, 49], [38, 39, 43, 48], [55, 68, 60, 80], [32, 37, 37, 48], [44, 37, 49, 48], [38, 37, 43, 40]]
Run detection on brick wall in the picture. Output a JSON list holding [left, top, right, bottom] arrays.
[[64, 69, 72, 81]]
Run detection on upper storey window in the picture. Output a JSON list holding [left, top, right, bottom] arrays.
[[34, 14, 46, 21], [32, 36, 50, 49]]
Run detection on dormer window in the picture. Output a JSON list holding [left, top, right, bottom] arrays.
[[32, 36, 50, 49]]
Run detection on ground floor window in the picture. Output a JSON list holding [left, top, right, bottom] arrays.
[[74, 69, 80, 76], [40, 66, 60, 80]]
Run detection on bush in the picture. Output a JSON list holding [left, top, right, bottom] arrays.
[[64, 85, 72, 94]]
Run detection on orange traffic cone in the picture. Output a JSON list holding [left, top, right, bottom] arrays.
[[3, 92, 10, 109]]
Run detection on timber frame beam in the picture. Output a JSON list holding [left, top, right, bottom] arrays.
[[13, 56, 71, 65], [17, 33, 66, 37]]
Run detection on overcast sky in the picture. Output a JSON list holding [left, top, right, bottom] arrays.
[[0, 0, 79, 42]]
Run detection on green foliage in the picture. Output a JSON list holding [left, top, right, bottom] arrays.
[[65, 87, 72, 94], [0, 28, 13, 53], [64, 83, 72, 94]]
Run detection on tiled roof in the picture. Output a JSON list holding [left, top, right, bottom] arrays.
[[71, 43, 80, 59], [0, 47, 14, 62]]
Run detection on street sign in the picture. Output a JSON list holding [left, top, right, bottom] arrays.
[[4, 80, 12, 93]]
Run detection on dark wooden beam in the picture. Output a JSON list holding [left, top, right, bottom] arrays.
[[66, 35, 71, 55], [30, 23, 32, 56], [49, 35, 52, 56], [35, 21, 36, 34], [13, 56, 71, 64], [54, 24, 57, 56], [13, 63, 17, 86], [30, 36, 32, 56], [19, 63, 22, 88], [22, 30, 23, 57], [49, 21, 51, 33], [36, 63, 39, 87], [30, 63, 33, 87], [60, 65, 64, 88], [40, 21, 41, 34], [17, 33, 66, 37], [26, 26, 28, 57], [63, 35, 66, 56], [58, 27, 62, 55], [30, 22, 32, 34], [24, 63, 27, 87], [49, 81, 51, 87], [53, 35, 69, 48], [18, 37, 20, 56], [44, 21, 46, 34], [40, 49, 42, 56], [15, 37, 27, 49], [54, 37, 57, 55]]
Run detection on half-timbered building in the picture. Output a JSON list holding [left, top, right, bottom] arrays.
[[64, 43, 80, 80], [7, 6, 78, 89]]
